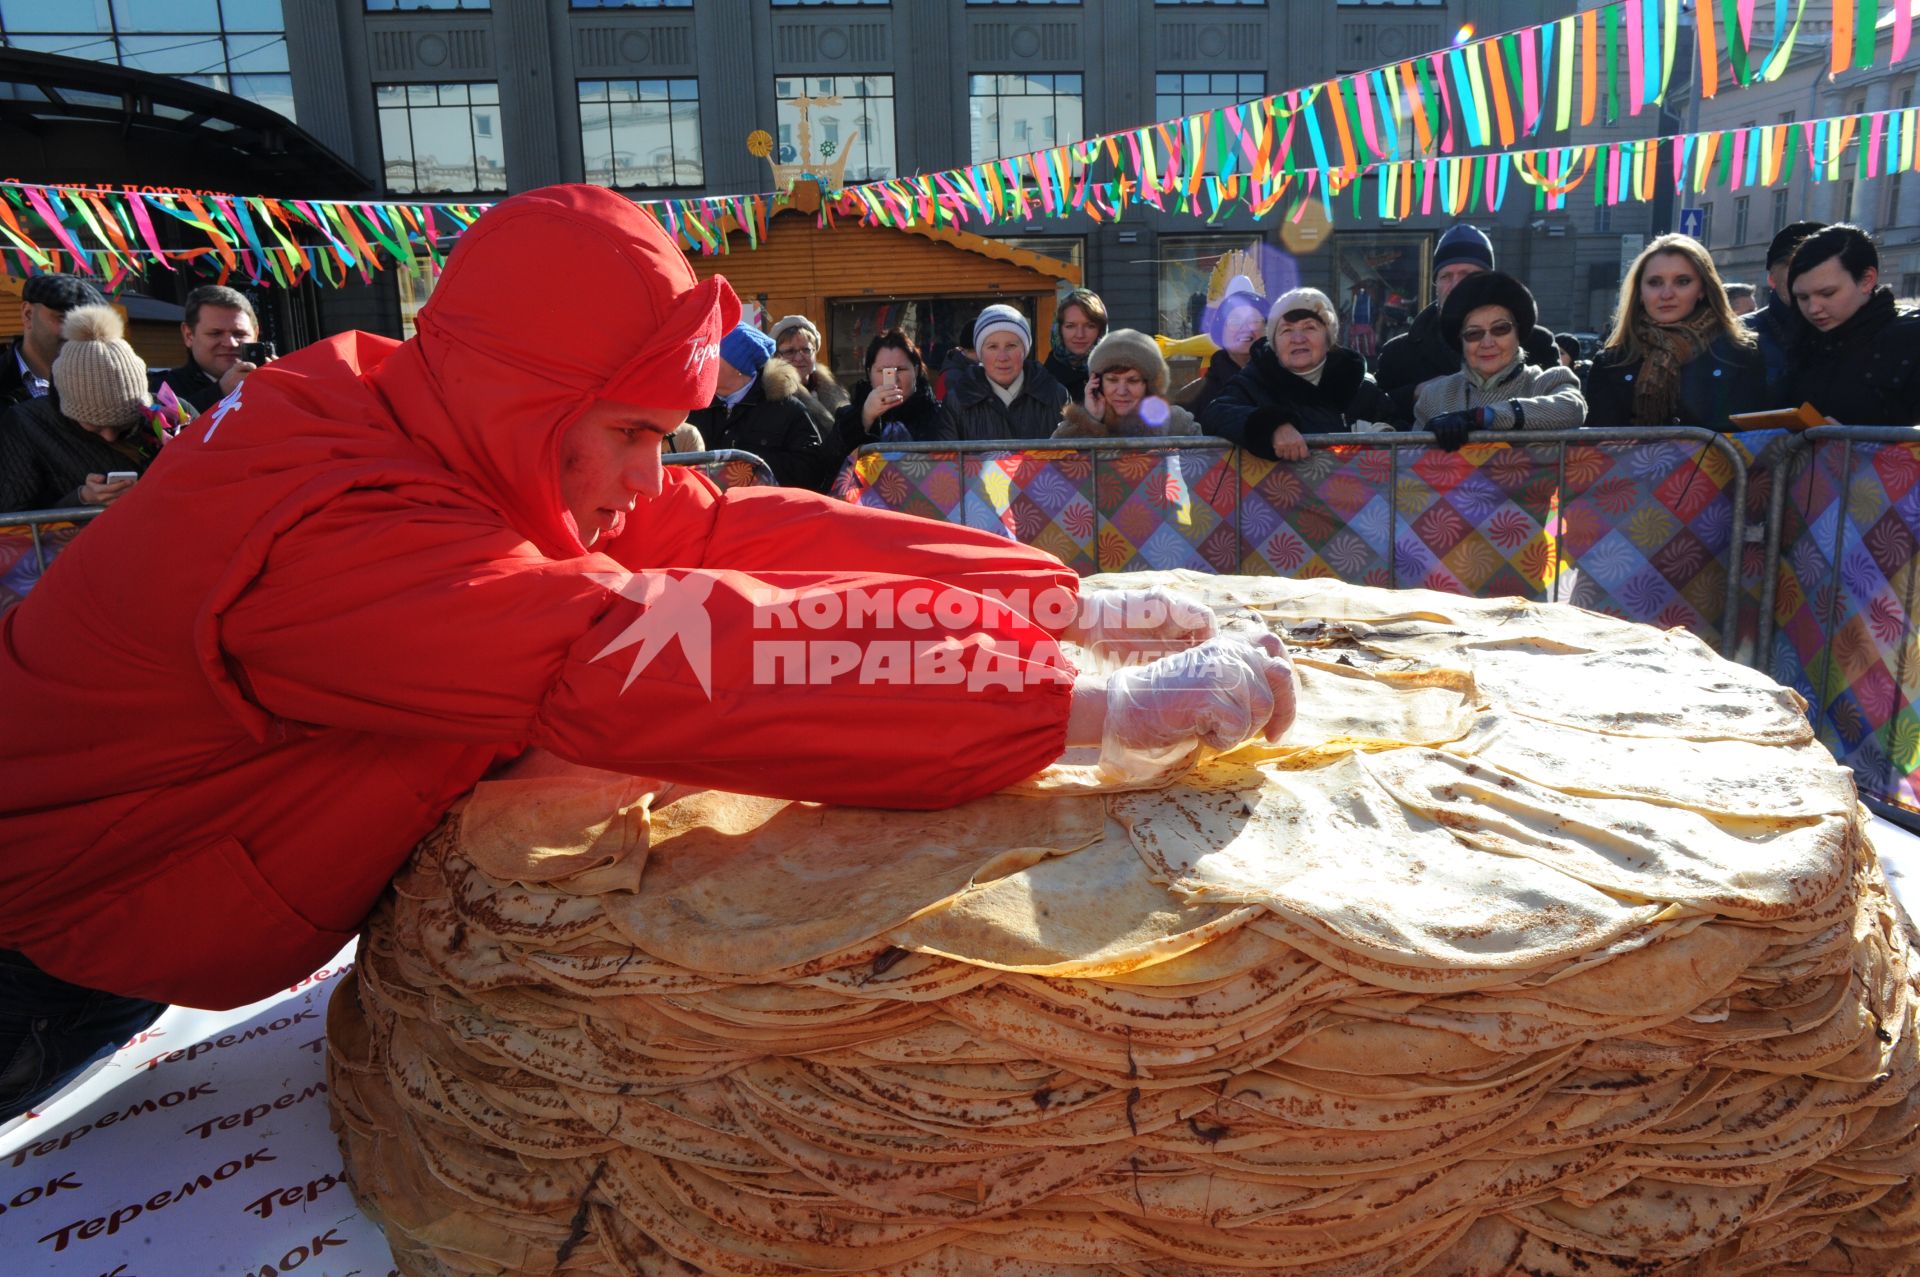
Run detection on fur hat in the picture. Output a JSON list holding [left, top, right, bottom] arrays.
[[1439, 271, 1537, 352], [1434, 223, 1495, 275], [719, 322, 776, 376], [1267, 287, 1340, 346], [973, 303, 1032, 352], [768, 314, 820, 349], [52, 305, 150, 428], [1086, 328, 1170, 397]]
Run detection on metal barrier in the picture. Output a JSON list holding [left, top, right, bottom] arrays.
[[1757, 426, 1920, 814], [839, 429, 1749, 657], [0, 504, 105, 573], [665, 448, 778, 489]]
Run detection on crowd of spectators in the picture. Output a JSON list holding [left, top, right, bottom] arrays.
[[3, 220, 1917, 514]]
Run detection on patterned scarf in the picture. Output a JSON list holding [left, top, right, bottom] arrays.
[[1629, 307, 1721, 426]]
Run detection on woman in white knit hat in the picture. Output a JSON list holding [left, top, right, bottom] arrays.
[[1053, 329, 1200, 438], [769, 314, 850, 412], [1198, 288, 1403, 461], [940, 303, 1069, 440], [0, 305, 155, 512]]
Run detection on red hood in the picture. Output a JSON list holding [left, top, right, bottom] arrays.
[[369, 184, 740, 558]]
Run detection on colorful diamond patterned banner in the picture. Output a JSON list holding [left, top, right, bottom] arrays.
[[834, 435, 1742, 648], [1766, 435, 1920, 815]]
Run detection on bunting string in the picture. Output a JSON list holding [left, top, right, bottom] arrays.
[[0, 0, 1910, 284]]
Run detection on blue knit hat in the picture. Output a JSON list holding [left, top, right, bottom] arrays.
[[720, 322, 776, 375], [1434, 224, 1495, 274]]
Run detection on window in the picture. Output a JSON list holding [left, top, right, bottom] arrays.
[[1902, 272, 1920, 300], [773, 0, 886, 6], [365, 0, 488, 9], [775, 74, 895, 181], [579, 79, 702, 188], [969, 73, 1083, 164], [1840, 179, 1856, 221], [1154, 72, 1264, 123], [0, 0, 295, 120], [1733, 196, 1750, 246], [1157, 1, 1264, 6], [969, 1, 1079, 5], [1335, 0, 1443, 6], [1698, 202, 1713, 246], [1772, 189, 1790, 236], [1889, 90, 1914, 228], [377, 82, 507, 195], [1000, 235, 1084, 269], [570, 0, 691, 7], [1156, 233, 1263, 341], [1595, 204, 1612, 233]]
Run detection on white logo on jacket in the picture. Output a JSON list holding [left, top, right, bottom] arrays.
[[202, 384, 244, 442], [586, 569, 718, 699]]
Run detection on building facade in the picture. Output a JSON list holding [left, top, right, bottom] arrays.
[[2, 1, 1903, 347]]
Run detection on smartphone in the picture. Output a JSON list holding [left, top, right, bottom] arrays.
[[881, 367, 897, 388], [240, 340, 274, 364], [105, 471, 138, 483]]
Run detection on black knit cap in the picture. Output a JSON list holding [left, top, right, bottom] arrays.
[[1765, 220, 1826, 268], [21, 272, 106, 312], [1439, 271, 1537, 352]]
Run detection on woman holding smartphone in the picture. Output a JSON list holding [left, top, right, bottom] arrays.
[[0, 305, 157, 513], [829, 329, 954, 475]]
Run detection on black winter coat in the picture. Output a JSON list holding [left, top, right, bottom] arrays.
[[1042, 346, 1091, 403], [687, 359, 835, 491], [1375, 302, 1559, 418], [0, 338, 47, 409], [941, 359, 1069, 442], [1172, 350, 1248, 417], [1783, 289, 1920, 427], [1742, 288, 1806, 398], [830, 377, 953, 470], [1199, 342, 1404, 460], [147, 359, 225, 416], [0, 396, 154, 512], [1585, 333, 1770, 431]]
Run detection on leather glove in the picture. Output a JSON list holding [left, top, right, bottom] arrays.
[[1425, 408, 1487, 452], [1099, 633, 1296, 781], [1067, 585, 1217, 660]]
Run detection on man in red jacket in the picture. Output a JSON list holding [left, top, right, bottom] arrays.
[[0, 185, 1292, 1121]]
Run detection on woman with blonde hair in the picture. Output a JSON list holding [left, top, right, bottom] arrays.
[[1586, 234, 1768, 430]]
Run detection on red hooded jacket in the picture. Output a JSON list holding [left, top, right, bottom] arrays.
[[0, 187, 1076, 1009]]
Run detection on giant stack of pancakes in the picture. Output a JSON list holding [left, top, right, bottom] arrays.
[[330, 573, 1920, 1276]]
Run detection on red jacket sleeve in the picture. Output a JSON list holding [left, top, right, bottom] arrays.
[[218, 486, 1074, 810], [612, 468, 1082, 635]]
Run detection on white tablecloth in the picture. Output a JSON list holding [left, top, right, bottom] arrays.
[[4, 818, 1917, 1276]]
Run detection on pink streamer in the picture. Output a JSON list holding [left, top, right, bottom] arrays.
[[1520, 29, 1541, 134], [1625, 3, 1645, 114], [127, 194, 174, 272], [1353, 75, 1384, 159], [1729, 130, 1749, 190], [1422, 157, 1437, 215], [1898, 0, 1914, 65], [1868, 114, 1886, 178], [1430, 54, 1457, 154], [22, 188, 92, 270], [1737, 0, 1756, 48]]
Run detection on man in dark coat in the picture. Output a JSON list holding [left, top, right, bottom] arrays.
[[1375, 224, 1556, 417], [0, 274, 105, 409], [1743, 220, 1825, 397], [147, 284, 265, 415], [687, 322, 835, 490], [940, 304, 1069, 441], [1784, 224, 1920, 427]]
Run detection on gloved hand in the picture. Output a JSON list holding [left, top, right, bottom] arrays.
[[1067, 585, 1217, 660], [1425, 407, 1492, 452], [1099, 633, 1296, 781]]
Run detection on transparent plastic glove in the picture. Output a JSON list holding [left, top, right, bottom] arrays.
[[1099, 633, 1295, 781], [1067, 585, 1217, 661]]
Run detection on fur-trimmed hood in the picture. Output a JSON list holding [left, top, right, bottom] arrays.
[[758, 356, 804, 401]]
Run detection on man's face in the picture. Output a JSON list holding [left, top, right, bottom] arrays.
[[1728, 291, 1757, 317], [775, 332, 817, 379], [18, 301, 67, 363], [183, 305, 255, 373], [1435, 261, 1485, 302], [712, 362, 751, 399], [1793, 257, 1877, 332], [558, 400, 685, 547]]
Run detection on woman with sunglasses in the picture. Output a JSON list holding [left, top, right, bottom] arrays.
[[1586, 234, 1767, 431], [1413, 272, 1587, 451]]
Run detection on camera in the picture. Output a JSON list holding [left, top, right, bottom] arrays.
[[240, 340, 275, 365]]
